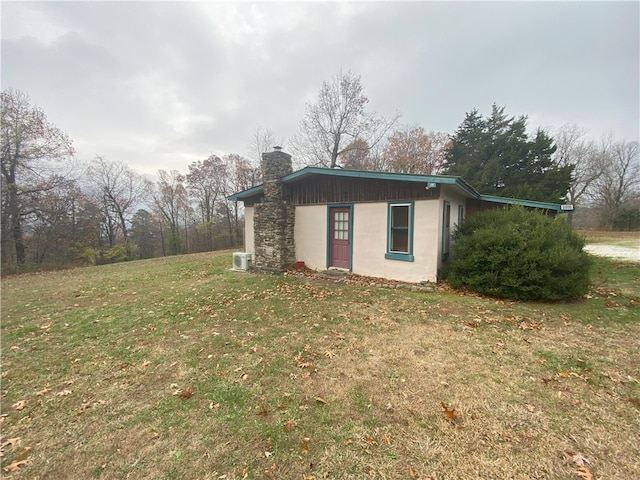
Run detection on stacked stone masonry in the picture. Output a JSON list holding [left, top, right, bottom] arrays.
[[252, 150, 296, 273]]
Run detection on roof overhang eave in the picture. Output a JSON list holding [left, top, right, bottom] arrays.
[[226, 185, 264, 201], [478, 194, 563, 212]]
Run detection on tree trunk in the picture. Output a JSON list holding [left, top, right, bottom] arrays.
[[13, 214, 26, 264], [2, 161, 21, 269]]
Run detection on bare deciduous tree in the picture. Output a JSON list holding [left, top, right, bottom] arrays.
[[382, 125, 450, 174], [551, 124, 604, 207], [221, 154, 258, 244], [589, 138, 639, 230], [292, 70, 399, 168], [247, 126, 278, 179], [1, 88, 75, 270], [155, 169, 191, 255], [339, 138, 375, 170], [186, 155, 227, 250], [86, 156, 152, 247], [186, 155, 226, 224]]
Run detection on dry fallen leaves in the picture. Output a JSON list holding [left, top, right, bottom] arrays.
[[2, 459, 29, 473], [364, 435, 378, 446], [12, 400, 26, 411], [35, 386, 50, 396], [255, 407, 268, 417], [440, 402, 457, 423], [575, 466, 594, 480], [176, 387, 193, 399], [565, 451, 593, 479], [570, 453, 590, 467], [283, 419, 296, 432], [16, 447, 31, 459], [300, 437, 310, 454], [1, 438, 20, 451]]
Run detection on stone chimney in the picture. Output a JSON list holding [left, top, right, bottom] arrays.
[[252, 148, 296, 273]]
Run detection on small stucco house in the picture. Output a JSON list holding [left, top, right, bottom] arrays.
[[228, 149, 567, 283]]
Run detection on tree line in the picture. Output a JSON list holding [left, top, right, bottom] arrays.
[[1, 88, 268, 273], [293, 72, 639, 229], [2, 75, 639, 273]]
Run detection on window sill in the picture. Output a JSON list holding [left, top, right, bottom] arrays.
[[385, 252, 414, 262]]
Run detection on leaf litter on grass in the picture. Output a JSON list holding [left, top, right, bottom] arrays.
[[1, 252, 639, 478]]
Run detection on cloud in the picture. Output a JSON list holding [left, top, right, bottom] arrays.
[[2, 1, 638, 177]]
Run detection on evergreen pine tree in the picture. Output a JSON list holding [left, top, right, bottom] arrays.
[[443, 105, 572, 203]]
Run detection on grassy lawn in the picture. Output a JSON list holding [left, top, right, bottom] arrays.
[[578, 229, 640, 248], [1, 251, 639, 479]]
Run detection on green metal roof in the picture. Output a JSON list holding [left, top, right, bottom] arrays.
[[227, 166, 564, 211], [227, 183, 263, 201], [478, 194, 563, 212]]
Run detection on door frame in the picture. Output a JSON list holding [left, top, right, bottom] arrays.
[[326, 204, 354, 270]]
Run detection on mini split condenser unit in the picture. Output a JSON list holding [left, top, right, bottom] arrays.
[[232, 252, 251, 271]]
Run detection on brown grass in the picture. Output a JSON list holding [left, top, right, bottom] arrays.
[[1, 252, 639, 479], [578, 229, 640, 248]]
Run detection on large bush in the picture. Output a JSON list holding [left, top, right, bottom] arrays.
[[446, 206, 591, 300]]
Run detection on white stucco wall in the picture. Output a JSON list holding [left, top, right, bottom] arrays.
[[294, 205, 327, 270], [293, 200, 443, 283], [244, 206, 254, 255], [352, 200, 440, 283]]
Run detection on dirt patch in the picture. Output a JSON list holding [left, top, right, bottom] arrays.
[[585, 244, 640, 263]]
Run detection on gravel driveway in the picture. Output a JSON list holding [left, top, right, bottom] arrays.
[[584, 244, 640, 263]]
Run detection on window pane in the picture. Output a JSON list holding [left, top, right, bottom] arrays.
[[333, 210, 349, 241], [391, 229, 409, 252], [392, 205, 409, 227], [443, 203, 451, 257]]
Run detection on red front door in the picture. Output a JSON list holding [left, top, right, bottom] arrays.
[[329, 207, 350, 269]]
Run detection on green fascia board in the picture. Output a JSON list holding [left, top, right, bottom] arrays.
[[478, 194, 563, 211], [226, 184, 264, 201]]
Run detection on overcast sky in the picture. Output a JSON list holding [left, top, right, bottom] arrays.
[[2, 1, 638, 176]]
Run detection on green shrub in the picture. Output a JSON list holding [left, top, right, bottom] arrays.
[[76, 247, 99, 265], [445, 206, 591, 300], [99, 244, 134, 264]]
